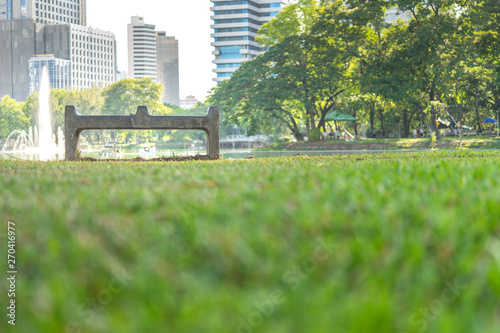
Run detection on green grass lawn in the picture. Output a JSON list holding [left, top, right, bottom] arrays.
[[1, 151, 500, 333], [260, 136, 500, 151]]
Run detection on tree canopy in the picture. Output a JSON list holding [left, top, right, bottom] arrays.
[[209, 0, 500, 140], [2, 79, 173, 144], [102, 78, 171, 116], [0, 96, 29, 140]]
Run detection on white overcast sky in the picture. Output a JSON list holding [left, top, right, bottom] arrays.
[[86, 0, 216, 102]]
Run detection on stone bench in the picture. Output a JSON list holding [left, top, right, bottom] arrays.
[[65, 105, 220, 160]]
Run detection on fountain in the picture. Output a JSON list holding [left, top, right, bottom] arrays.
[[1, 66, 64, 161]]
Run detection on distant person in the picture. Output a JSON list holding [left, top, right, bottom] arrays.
[[420, 128, 424, 137], [413, 128, 417, 138]]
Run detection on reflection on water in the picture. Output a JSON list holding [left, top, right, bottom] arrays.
[[0, 150, 65, 161], [0, 148, 398, 161], [2, 145, 404, 161], [0, 148, 256, 161], [79, 148, 255, 160]]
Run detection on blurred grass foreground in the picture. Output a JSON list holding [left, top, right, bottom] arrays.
[[1, 150, 500, 333]]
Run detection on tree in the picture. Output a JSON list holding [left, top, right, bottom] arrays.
[[209, 46, 306, 140], [23, 85, 106, 143], [99, 78, 172, 144], [257, 0, 320, 48], [461, 0, 500, 127], [162, 102, 213, 143], [102, 78, 171, 116], [23, 92, 39, 129], [0, 96, 29, 140], [210, 0, 361, 140], [387, 0, 469, 140]]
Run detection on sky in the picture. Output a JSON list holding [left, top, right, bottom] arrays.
[[86, 0, 216, 102]]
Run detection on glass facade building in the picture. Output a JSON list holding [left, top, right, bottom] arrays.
[[0, 0, 115, 101], [28, 55, 71, 93], [0, 0, 26, 20], [210, 0, 292, 82]]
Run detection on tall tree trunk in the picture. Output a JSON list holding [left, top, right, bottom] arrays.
[[289, 115, 304, 141], [305, 113, 311, 133], [378, 109, 385, 137], [353, 108, 358, 136], [369, 105, 375, 138], [294, 131, 304, 141], [474, 88, 483, 134], [429, 88, 441, 141], [402, 108, 410, 138]]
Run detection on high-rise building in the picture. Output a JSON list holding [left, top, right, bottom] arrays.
[[127, 16, 157, 81], [0, 0, 86, 25], [0, 0, 115, 101], [127, 17, 180, 106], [0, 19, 45, 100], [156, 31, 179, 106], [0, 20, 116, 100], [63, 24, 115, 89], [210, 0, 291, 82], [0, 0, 30, 20]]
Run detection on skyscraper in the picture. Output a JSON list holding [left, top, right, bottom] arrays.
[[127, 16, 180, 106], [210, 0, 291, 82], [0, 19, 45, 100], [0, 0, 30, 20], [0, 0, 114, 101], [47, 23, 115, 89], [0, 0, 86, 25], [156, 31, 180, 106], [127, 16, 157, 81]]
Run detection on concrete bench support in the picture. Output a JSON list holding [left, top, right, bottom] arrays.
[[65, 105, 220, 160]]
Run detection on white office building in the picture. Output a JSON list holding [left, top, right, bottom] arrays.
[[127, 16, 157, 81], [67, 24, 115, 88], [210, 0, 292, 82], [0, 0, 86, 25], [0, 0, 115, 100]]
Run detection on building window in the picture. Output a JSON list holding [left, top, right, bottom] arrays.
[[214, 9, 259, 16], [217, 63, 241, 69], [261, 11, 279, 17], [217, 72, 233, 78], [214, 1, 248, 6], [261, 3, 281, 8], [215, 18, 248, 24], [218, 46, 243, 59], [215, 36, 253, 42], [215, 27, 254, 33]]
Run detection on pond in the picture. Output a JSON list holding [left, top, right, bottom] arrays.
[[1, 146, 401, 161]]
